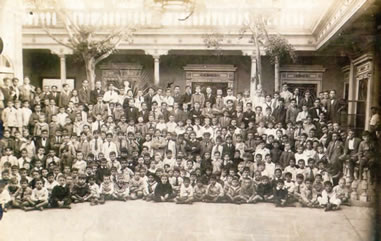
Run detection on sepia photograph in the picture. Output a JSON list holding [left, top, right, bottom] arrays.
[[0, 0, 380, 240]]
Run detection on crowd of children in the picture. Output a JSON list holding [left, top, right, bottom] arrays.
[[0, 77, 380, 213]]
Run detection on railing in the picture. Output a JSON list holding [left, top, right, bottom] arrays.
[[23, 8, 309, 29]]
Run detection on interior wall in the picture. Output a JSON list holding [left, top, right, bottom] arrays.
[[23, 50, 346, 97]]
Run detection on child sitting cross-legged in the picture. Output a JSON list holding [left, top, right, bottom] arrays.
[[252, 175, 273, 203], [224, 176, 242, 204], [154, 174, 174, 202], [318, 181, 341, 211], [113, 174, 130, 201], [273, 179, 288, 207], [99, 174, 115, 204], [176, 177, 194, 204], [24, 178, 49, 211], [87, 176, 100, 206], [50, 175, 71, 209], [204, 175, 224, 203], [300, 178, 318, 208], [71, 174, 91, 203], [235, 178, 256, 204], [143, 173, 158, 201], [193, 178, 206, 202], [12, 178, 32, 209]]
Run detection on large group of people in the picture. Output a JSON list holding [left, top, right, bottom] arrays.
[[0, 76, 380, 212]]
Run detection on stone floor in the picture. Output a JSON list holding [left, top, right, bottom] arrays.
[[0, 201, 375, 241]]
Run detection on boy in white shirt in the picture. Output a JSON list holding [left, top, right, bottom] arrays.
[[25, 178, 49, 211], [176, 177, 194, 204]]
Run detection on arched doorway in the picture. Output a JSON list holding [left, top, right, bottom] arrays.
[[0, 54, 14, 84]]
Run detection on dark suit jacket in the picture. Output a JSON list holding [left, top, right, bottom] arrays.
[[78, 88, 91, 105], [343, 137, 361, 156], [1, 87, 11, 103], [35, 137, 51, 152], [272, 106, 287, 124], [125, 107, 138, 122], [326, 140, 344, 164], [59, 91, 71, 107], [309, 107, 323, 121], [48, 92, 60, 105], [137, 110, 150, 123], [204, 94, 216, 106], [90, 89, 105, 104], [327, 99, 340, 123], [222, 143, 235, 159], [299, 97, 314, 109]]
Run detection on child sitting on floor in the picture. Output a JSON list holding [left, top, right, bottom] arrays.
[[176, 177, 193, 204], [25, 178, 49, 211], [154, 174, 174, 202], [318, 181, 341, 211], [50, 175, 71, 209], [99, 174, 115, 204], [252, 175, 273, 203], [273, 179, 288, 207], [71, 174, 91, 203]]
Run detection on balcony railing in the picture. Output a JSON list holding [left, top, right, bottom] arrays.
[[23, 8, 308, 29]]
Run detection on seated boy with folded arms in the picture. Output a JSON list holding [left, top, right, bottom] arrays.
[[50, 175, 71, 209], [176, 177, 193, 204], [25, 178, 49, 211]]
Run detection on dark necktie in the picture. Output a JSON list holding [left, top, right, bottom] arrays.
[[95, 139, 98, 151]]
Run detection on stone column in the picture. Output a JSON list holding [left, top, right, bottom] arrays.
[[145, 49, 168, 86], [274, 56, 280, 92], [51, 48, 73, 85], [59, 54, 66, 83], [250, 55, 257, 99], [153, 55, 160, 86], [347, 62, 355, 127]]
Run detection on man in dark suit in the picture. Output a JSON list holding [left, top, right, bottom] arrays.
[[1, 77, 12, 103], [242, 103, 256, 127], [171, 102, 184, 123], [339, 129, 361, 179], [59, 84, 71, 108], [272, 98, 287, 125], [137, 102, 150, 123], [222, 136, 235, 160], [35, 130, 51, 153], [144, 87, 155, 111], [299, 90, 314, 109], [78, 80, 91, 105], [204, 86, 215, 107], [90, 81, 105, 104], [124, 98, 138, 122], [309, 98, 324, 122], [327, 90, 341, 123], [48, 85, 60, 105]]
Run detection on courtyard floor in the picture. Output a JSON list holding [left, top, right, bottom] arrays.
[[0, 201, 374, 241]]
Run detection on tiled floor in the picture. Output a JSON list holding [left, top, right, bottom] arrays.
[[0, 201, 374, 241]]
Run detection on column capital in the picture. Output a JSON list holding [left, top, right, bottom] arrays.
[[242, 50, 256, 58], [145, 49, 168, 58], [50, 47, 73, 57]]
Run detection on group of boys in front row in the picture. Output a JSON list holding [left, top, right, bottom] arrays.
[[0, 152, 349, 212]]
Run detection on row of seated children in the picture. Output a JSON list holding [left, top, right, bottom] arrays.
[[0, 164, 349, 212]]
